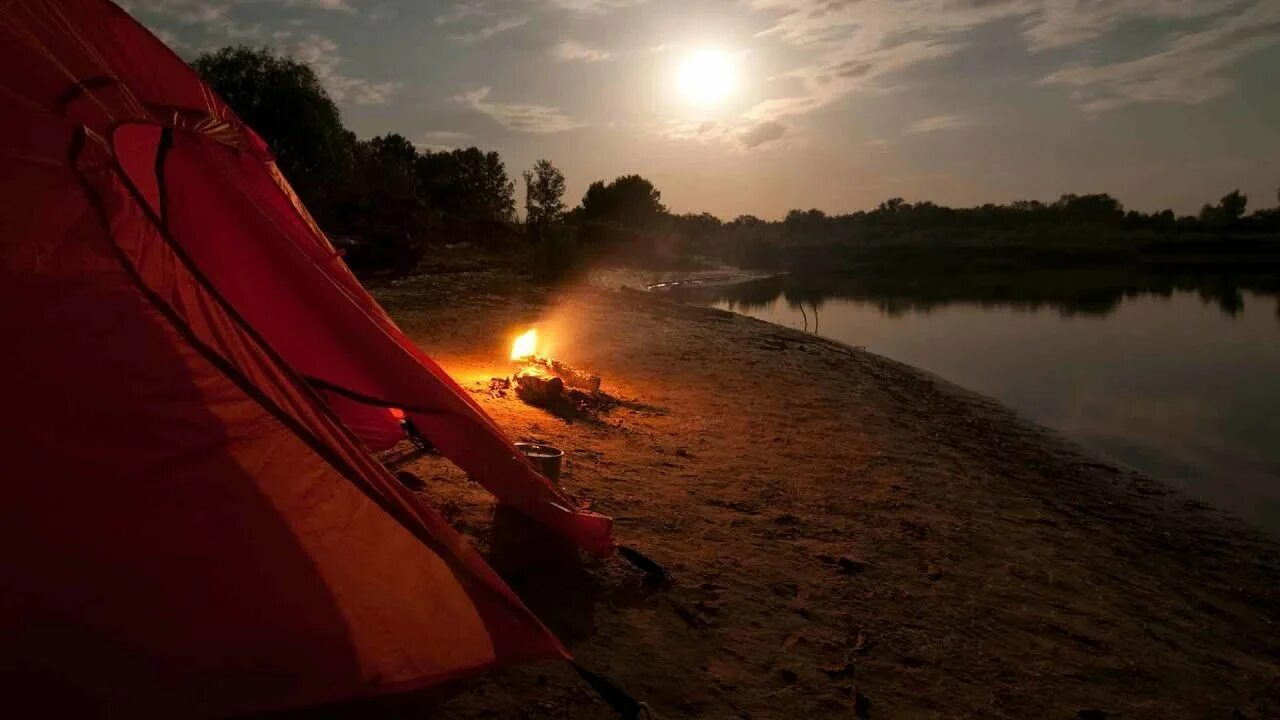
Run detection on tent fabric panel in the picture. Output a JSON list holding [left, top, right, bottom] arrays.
[[0, 2, 595, 714], [0, 0, 614, 555], [318, 387, 408, 450], [112, 122, 163, 217], [0, 0, 240, 138], [0, 141, 563, 716], [155, 128, 615, 554], [0, 265, 499, 717], [79, 147, 565, 666]]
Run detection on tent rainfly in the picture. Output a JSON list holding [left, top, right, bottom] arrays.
[[0, 0, 637, 716]]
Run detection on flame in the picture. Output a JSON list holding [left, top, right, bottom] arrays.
[[511, 328, 538, 361]]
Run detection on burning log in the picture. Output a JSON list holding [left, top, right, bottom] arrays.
[[528, 357, 601, 395], [507, 328, 610, 419], [514, 368, 564, 405], [510, 328, 603, 397]]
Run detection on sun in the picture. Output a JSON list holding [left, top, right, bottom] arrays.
[[676, 49, 737, 106]]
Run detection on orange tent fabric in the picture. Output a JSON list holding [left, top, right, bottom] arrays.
[[0, 0, 613, 715]]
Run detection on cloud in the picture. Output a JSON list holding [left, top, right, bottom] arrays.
[[153, 28, 191, 52], [118, 0, 230, 24], [435, 0, 494, 24], [434, 2, 530, 44], [737, 0, 1021, 130], [905, 114, 973, 134], [752, 0, 1223, 53], [290, 34, 402, 105], [121, 0, 347, 50], [740, 0, 1275, 128], [221, 20, 263, 39], [739, 120, 787, 148], [1024, 0, 1228, 51], [659, 118, 790, 151], [547, 0, 647, 12], [742, 38, 960, 127], [455, 87, 584, 133], [417, 130, 473, 151], [751, 0, 1027, 49], [125, 0, 357, 22], [550, 40, 611, 62], [1040, 1, 1280, 112], [449, 16, 529, 42], [286, 0, 356, 13], [659, 120, 727, 144], [436, 0, 529, 43]]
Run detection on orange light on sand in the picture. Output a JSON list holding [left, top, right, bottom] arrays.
[[511, 328, 538, 361]]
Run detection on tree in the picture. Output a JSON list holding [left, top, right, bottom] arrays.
[[334, 133, 429, 273], [416, 147, 516, 223], [783, 208, 830, 240], [579, 174, 666, 228], [1219, 190, 1248, 222], [670, 212, 722, 238], [1199, 190, 1248, 227], [730, 214, 765, 228], [876, 197, 908, 214], [363, 133, 420, 175], [1053, 193, 1123, 223], [523, 159, 566, 227], [193, 46, 350, 211]]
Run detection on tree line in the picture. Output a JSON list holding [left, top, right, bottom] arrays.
[[195, 46, 1280, 278], [194, 46, 668, 276]]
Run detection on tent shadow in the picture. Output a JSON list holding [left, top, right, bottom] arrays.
[[485, 505, 599, 647]]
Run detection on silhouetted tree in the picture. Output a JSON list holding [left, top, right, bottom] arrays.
[[877, 198, 908, 214], [416, 147, 516, 223], [1054, 193, 1124, 224], [330, 133, 429, 273], [784, 208, 830, 239], [523, 159, 567, 228], [579, 174, 665, 228], [1200, 190, 1248, 227], [1220, 190, 1248, 222], [193, 46, 349, 213]]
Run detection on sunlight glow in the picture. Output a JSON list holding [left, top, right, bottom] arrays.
[[676, 50, 736, 106]]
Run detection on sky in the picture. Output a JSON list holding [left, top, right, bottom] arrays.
[[122, 0, 1280, 220]]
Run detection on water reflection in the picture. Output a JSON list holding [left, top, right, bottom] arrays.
[[667, 269, 1280, 533], [668, 268, 1280, 321]]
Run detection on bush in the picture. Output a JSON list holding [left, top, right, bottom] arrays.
[[526, 224, 585, 284]]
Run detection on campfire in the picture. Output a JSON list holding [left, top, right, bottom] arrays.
[[506, 328, 604, 411]]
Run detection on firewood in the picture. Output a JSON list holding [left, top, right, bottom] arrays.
[[527, 357, 601, 394], [514, 369, 564, 405], [550, 358, 602, 394]]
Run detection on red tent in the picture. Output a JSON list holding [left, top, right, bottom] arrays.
[[0, 0, 617, 715]]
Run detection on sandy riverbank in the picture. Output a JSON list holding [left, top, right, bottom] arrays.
[[311, 270, 1279, 719]]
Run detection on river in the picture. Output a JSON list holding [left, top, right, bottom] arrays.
[[664, 269, 1280, 532]]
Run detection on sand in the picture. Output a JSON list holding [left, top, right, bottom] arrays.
[[313, 270, 1279, 719]]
